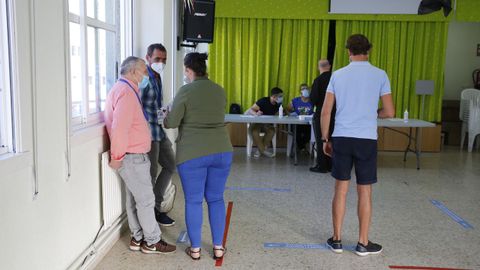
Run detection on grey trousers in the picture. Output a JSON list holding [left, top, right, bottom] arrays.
[[118, 153, 161, 245], [148, 137, 176, 212]]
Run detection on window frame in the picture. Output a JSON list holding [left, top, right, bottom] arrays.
[[67, 0, 122, 131], [0, 0, 13, 156]]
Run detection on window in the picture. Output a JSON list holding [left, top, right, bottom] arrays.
[[68, 0, 121, 128], [0, 0, 13, 155]]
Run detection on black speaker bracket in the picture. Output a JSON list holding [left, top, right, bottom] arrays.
[[180, 42, 198, 48], [177, 36, 199, 51]]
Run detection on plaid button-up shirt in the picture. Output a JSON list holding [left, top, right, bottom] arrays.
[[141, 66, 165, 141]]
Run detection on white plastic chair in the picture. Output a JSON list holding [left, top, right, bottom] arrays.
[[459, 89, 480, 150], [286, 117, 315, 157], [246, 123, 277, 157], [467, 96, 480, 152], [309, 123, 316, 158]]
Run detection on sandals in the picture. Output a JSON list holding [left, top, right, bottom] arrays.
[[185, 246, 226, 260], [185, 247, 201, 260], [213, 246, 227, 260]]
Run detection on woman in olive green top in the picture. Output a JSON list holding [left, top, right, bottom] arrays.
[[164, 53, 232, 261]]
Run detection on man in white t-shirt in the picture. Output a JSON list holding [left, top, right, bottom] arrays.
[[320, 34, 395, 256]]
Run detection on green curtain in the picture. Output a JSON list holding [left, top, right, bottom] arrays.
[[209, 18, 329, 112], [215, 0, 450, 22], [456, 0, 480, 22], [333, 20, 448, 122]]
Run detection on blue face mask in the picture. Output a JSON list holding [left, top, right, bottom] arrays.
[[138, 75, 149, 89], [301, 89, 310, 98]]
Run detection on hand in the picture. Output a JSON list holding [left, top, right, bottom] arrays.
[[323, 141, 332, 157], [166, 101, 173, 112], [109, 159, 122, 170], [256, 110, 263, 116], [158, 107, 168, 124]]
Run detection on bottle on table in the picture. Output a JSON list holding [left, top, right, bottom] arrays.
[[279, 105, 284, 118], [403, 109, 409, 122]]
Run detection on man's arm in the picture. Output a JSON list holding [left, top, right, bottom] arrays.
[[286, 102, 294, 114], [321, 92, 335, 156], [109, 91, 135, 167], [378, 93, 395, 119], [310, 79, 320, 105], [245, 103, 262, 116], [140, 84, 157, 123]]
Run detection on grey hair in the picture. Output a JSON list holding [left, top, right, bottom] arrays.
[[120, 56, 145, 75]]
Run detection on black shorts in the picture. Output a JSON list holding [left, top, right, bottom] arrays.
[[331, 137, 377, 185]]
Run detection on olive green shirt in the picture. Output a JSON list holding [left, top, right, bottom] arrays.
[[164, 77, 233, 164]]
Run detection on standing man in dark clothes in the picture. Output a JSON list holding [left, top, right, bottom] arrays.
[[310, 59, 333, 173]]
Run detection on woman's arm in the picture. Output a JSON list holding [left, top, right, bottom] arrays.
[[164, 89, 187, 129]]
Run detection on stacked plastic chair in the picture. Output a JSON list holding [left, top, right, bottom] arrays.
[[460, 89, 480, 151]]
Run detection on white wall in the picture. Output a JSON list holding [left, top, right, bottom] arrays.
[[444, 21, 480, 100], [0, 0, 109, 269], [133, 0, 165, 58], [134, 0, 178, 104], [0, 1, 186, 267]]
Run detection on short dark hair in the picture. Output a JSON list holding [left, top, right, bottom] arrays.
[[270, 87, 283, 96], [346, 34, 372, 55], [147, 43, 166, 57], [184, 52, 208, 77]]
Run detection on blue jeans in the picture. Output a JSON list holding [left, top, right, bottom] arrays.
[[177, 152, 233, 248]]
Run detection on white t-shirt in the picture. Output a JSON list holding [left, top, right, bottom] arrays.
[[327, 61, 391, 140]]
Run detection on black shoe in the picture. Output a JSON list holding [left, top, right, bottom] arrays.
[[326, 237, 343, 254], [355, 241, 382, 256], [156, 212, 175, 227], [309, 165, 328, 173]]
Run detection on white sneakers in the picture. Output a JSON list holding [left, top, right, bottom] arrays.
[[253, 149, 275, 158], [262, 150, 275, 158]]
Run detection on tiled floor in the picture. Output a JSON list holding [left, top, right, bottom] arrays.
[[95, 146, 480, 270]]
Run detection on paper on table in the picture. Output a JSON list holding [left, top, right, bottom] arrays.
[[387, 118, 405, 121]]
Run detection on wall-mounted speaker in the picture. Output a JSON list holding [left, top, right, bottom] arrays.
[[183, 0, 215, 43]]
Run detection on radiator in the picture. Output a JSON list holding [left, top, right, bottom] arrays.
[[101, 151, 126, 229]]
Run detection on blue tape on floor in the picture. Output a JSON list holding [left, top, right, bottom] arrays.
[[264, 242, 356, 251], [226, 186, 291, 192], [264, 243, 327, 249], [176, 230, 190, 244], [430, 199, 474, 229]]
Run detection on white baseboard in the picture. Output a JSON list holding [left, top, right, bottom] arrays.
[[67, 214, 127, 270]]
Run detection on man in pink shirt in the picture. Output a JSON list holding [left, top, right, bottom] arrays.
[[104, 56, 176, 254]]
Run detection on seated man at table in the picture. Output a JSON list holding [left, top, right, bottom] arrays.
[[287, 83, 314, 152], [245, 87, 284, 158]]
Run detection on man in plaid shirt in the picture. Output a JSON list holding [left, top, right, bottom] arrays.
[[141, 43, 176, 226]]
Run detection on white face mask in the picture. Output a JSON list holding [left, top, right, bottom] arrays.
[[151, 62, 165, 74], [276, 96, 283, 104], [301, 89, 310, 98], [183, 75, 191, 85]]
